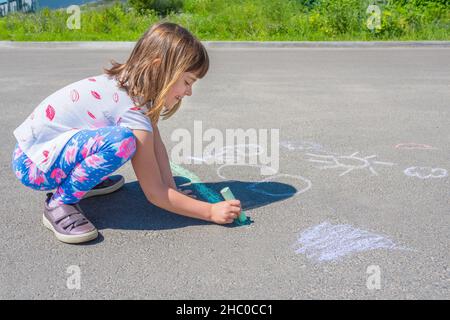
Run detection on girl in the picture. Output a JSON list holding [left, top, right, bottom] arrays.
[[11, 22, 242, 244]]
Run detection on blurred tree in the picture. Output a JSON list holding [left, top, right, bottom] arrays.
[[128, 0, 183, 15]]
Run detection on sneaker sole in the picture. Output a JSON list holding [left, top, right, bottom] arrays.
[[42, 214, 98, 244], [81, 176, 125, 200]]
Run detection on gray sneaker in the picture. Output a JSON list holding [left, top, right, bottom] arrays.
[[43, 192, 98, 244]]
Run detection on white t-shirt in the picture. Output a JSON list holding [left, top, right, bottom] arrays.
[[13, 74, 153, 173]]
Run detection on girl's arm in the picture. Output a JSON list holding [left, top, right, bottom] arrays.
[[152, 124, 177, 189], [131, 129, 241, 224]]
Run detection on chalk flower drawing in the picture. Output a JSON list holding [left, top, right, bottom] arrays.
[[304, 151, 395, 176], [403, 166, 448, 179], [294, 222, 410, 262]]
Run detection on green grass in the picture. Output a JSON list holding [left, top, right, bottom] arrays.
[[0, 0, 448, 41]]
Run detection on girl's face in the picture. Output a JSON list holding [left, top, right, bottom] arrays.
[[165, 72, 198, 110]]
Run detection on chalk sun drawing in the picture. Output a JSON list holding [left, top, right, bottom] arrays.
[[293, 221, 411, 262], [304, 151, 395, 176], [403, 166, 448, 179]]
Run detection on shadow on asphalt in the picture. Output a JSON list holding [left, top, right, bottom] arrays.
[[80, 176, 297, 232]]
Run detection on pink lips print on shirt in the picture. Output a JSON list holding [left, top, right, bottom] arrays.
[[113, 92, 119, 103], [45, 105, 55, 121], [87, 111, 96, 119], [71, 89, 80, 102], [42, 150, 49, 163], [91, 90, 101, 100]]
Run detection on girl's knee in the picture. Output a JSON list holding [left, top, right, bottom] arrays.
[[18, 172, 55, 191]]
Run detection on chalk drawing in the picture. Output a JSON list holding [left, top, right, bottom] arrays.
[[170, 162, 253, 226], [293, 221, 411, 263], [216, 163, 312, 198], [182, 143, 312, 198], [247, 173, 312, 197], [280, 140, 326, 152], [395, 143, 437, 150], [170, 162, 222, 203], [185, 144, 264, 164], [185, 143, 277, 177], [304, 151, 395, 176], [403, 166, 448, 179], [216, 163, 278, 180]]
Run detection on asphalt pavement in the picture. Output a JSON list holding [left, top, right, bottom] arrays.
[[0, 43, 449, 299]]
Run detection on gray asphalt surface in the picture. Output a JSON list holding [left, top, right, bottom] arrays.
[[1, 44, 449, 300]]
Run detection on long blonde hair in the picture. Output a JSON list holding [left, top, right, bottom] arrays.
[[104, 21, 209, 124]]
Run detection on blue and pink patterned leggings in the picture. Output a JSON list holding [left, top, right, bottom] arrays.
[[11, 126, 137, 205]]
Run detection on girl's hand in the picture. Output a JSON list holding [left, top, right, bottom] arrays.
[[209, 200, 242, 224], [178, 188, 197, 199]]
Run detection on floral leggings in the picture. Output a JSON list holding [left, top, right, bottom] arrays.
[[11, 126, 137, 205]]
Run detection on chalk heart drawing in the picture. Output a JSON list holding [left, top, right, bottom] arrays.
[[293, 222, 411, 263], [395, 143, 437, 150], [304, 151, 395, 176], [404, 166, 448, 179]]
